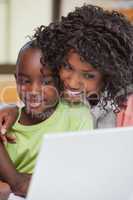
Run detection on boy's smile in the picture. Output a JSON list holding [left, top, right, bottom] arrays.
[[15, 47, 59, 123]]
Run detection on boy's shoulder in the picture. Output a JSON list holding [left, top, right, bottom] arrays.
[[59, 101, 93, 130], [60, 100, 90, 114]]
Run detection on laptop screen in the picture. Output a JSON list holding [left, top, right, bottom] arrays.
[[27, 127, 133, 200]]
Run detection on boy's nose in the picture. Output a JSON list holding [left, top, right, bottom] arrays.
[[30, 82, 42, 94]]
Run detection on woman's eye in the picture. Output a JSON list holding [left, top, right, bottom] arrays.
[[42, 78, 54, 85], [64, 63, 73, 70], [82, 73, 95, 79]]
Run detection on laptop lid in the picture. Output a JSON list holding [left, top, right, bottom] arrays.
[[27, 127, 133, 200]]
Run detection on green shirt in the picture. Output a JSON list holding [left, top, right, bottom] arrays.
[[5, 101, 93, 173]]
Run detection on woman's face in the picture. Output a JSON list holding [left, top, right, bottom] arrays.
[[59, 51, 103, 104]]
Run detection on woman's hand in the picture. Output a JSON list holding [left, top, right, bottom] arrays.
[[0, 105, 19, 144]]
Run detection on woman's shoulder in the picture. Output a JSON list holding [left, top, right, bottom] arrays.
[[91, 105, 116, 129], [116, 94, 133, 127]]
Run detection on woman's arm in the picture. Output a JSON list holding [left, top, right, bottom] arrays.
[[0, 141, 31, 197], [0, 141, 18, 184]]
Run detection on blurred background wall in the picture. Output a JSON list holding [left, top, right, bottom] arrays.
[[0, 0, 133, 104], [60, 0, 133, 17], [0, 0, 53, 64]]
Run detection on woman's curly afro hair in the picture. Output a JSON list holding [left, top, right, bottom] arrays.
[[33, 4, 133, 110]]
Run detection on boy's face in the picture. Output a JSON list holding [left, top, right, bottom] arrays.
[[59, 51, 103, 103], [15, 47, 59, 119]]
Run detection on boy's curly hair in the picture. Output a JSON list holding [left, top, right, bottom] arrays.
[[33, 4, 133, 110]]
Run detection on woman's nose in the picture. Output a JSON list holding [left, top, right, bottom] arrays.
[[68, 73, 84, 91]]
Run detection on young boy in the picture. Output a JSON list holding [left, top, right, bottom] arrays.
[[0, 37, 93, 197]]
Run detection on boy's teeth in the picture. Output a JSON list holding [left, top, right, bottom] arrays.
[[29, 102, 41, 108]]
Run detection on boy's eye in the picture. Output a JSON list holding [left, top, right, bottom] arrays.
[[82, 73, 96, 80], [17, 78, 31, 84]]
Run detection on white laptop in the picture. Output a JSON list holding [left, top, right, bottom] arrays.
[[27, 127, 133, 200]]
